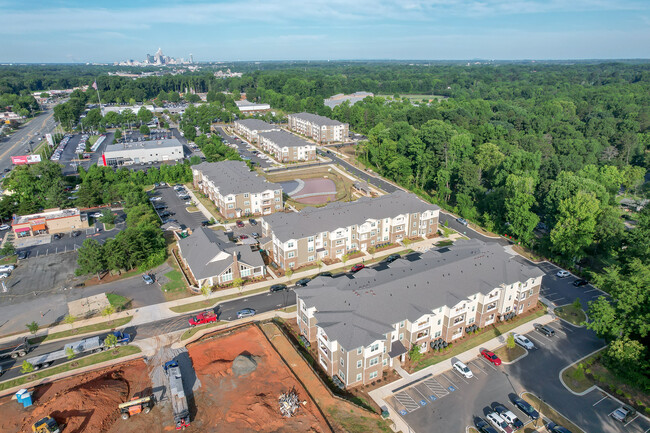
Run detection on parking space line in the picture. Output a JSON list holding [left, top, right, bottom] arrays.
[[533, 330, 554, 343], [422, 378, 449, 397], [476, 357, 498, 371], [624, 414, 639, 427], [410, 386, 430, 406], [448, 370, 468, 384], [526, 333, 547, 347], [393, 391, 420, 412], [469, 359, 488, 375], [593, 396, 608, 406]]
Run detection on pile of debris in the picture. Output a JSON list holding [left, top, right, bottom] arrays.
[[278, 388, 305, 418]]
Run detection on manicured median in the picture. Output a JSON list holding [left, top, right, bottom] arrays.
[[170, 286, 270, 314], [0, 345, 141, 392], [28, 317, 133, 345]]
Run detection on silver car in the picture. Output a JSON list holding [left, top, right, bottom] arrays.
[[513, 333, 535, 350]]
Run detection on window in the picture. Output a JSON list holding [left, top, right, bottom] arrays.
[[301, 313, 308, 324], [520, 292, 527, 300], [369, 371, 378, 380], [336, 239, 344, 246], [357, 360, 362, 368], [357, 347, 362, 355], [370, 343, 379, 352], [468, 317, 475, 324], [275, 197, 280, 202], [437, 319, 441, 325], [529, 288, 534, 296], [227, 203, 234, 209], [434, 331, 441, 338], [340, 358, 344, 367], [340, 347, 345, 354], [356, 373, 362, 382], [339, 370, 345, 381], [308, 236, 314, 242], [244, 193, 249, 198], [244, 200, 250, 205], [369, 357, 379, 366], [287, 242, 294, 248], [383, 358, 388, 366], [399, 333, 404, 341], [505, 306, 511, 313], [289, 262, 295, 268], [308, 255, 314, 262], [287, 251, 295, 258], [400, 321, 405, 328], [308, 246, 314, 252], [352, 234, 356, 239]]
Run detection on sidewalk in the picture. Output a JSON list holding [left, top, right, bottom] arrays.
[[367, 313, 557, 433], [184, 188, 215, 222]]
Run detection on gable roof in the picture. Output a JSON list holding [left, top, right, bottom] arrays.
[[234, 118, 278, 131], [290, 112, 344, 127], [262, 190, 439, 242], [296, 239, 544, 350], [193, 161, 281, 196], [178, 227, 264, 280]]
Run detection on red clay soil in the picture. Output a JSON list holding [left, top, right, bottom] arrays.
[[0, 359, 153, 433], [187, 325, 331, 433]]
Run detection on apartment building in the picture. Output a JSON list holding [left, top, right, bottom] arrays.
[[261, 191, 439, 270], [287, 112, 349, 143], [295, 239, 544, 388], [192, 161, 283, 219], [257, 130, 317, 162], [233, 118, 279, 143]]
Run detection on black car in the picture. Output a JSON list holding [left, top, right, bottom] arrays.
[[71, 230, 81, 237], [573, 279, 588, 287], [154, 204, 167, 210], [385, 253, 400, 263], [269, 284, 287, 292], [17, 250, 30, 260], [511, 397, 540, 420], [534, 323, 555, 337], [317, 272, 333, 277], [201, 220, 210, 227], [474, 417, 498, 433], [52, 233, 63, 240], [546, 422, 573, 433], [249, 218, 257, 225], [295, 278, 311, 287]]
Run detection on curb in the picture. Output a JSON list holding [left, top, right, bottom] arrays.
[[558, 346, 607, 396], [501, 347, 529, 365]]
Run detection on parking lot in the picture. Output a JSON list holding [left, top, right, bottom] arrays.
[[388, 319, 650, 433], [531, 260, 608, 307], [149, 184, 207, 229], [57, 132, 113, 175], [213, 126, 274, 168], [228, 218, 263, 242]]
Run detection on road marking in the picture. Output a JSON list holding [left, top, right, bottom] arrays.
[[624, 414, 639, 427], [440, 373, 459, 390], [526, 334, 547, 347], [593, 396, 608, 406], [469, 359, 488, 374], [411, 386, 429, 405], [394, 391, 420, 412], [477, 357, 498, 371], [450, 369, 469, 384], [422, 378, 449, 397]]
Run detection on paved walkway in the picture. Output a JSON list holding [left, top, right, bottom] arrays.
[[184, 188, 214, 222], [368, 313, 557, 433]]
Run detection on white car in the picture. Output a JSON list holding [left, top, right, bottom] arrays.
[[556, 270, 571, 278], [513, 333, 535, 350], [0, 224, 10, 231], [91, 212, 102, 218], [0, 272, 10, 279], [452, 360, 473, 378], [0, 265, 15, 272], [487, 412, 513, 433], [149, 197, 162, 202]]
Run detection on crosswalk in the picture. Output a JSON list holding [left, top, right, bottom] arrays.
[[421, 377, 449, 397], [394, 391, 420, 412]]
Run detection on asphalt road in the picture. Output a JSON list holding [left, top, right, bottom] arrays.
[[0, 109, 56, 173], [0, 287, 296, 381]]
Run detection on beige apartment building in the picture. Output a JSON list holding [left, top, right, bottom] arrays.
[[257, 130, 317, 162], [233, 119, 279, 143], [295, 239, 544, 388], [192, 161, 283, 219], [260, 191, 439, 270], [287, 112, 349, 143]]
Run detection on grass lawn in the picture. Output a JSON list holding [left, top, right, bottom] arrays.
[[468, 428, 479, 433], [190, 189, 222, 220], [326, 406, 393, 433], [88, 135, 99, 146], [494, 344, 526, 363], [161, 269, 188, 300], [186, 206, 199, 212], [555, 304, 586, 326], [0, 345, 141, 391], [169, 286, 270, 313], [104, 222, 115, 230], [28, 317, 133, 345], [561, 361, 595, 394], [0, 255, 17, 265], [181, 321, 227, 340], [279, 305, 297, 314], [413, 306, 547, 371], [106, 293, 131, 311], [523, 392, 585, 433]]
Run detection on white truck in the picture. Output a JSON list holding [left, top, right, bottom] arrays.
[[163, 360, 191, 430], [24, 331, 130, 372]]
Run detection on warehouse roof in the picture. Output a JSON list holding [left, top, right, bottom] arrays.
[[296, 239, 544, 350], [258, 130, 314, 148], [290, 112, 344, 126], [104, 137, 182, 153], [263, 190, 439, 242], [193, 160, 281, 195]]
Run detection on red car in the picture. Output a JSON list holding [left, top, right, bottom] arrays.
[[188, 311, 217, 326], [236, 220, 244, 228], [481, 349, 502, 366], [350, 264, 365, 273], [239, 234, 249, 240]]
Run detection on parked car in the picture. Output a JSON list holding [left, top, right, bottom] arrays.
[[350, 264, 365, 273], [154, 204, 167, 210], [546, 422, 573, 433], [512, 333, 535, 350], [188, 310, 218, 326], [17, 250, 29, 260], [534, 323, 555, 337], [456, 217, 469, 226], [179, 195, 190, 201], [239, 234, 249, 240], [149, 197, 162, 202], [317, 272, 333, 278], [251, 232, 260, 238], [269, 284, 287, 293], [385, 253, 400, 263], [0, 224, 10, 231], [236, 308, 256, 319], [481, 349, 502, 366], [486, 412, 512, 433], [249, 218, 257, 225], [236, 220, 244, 228], [201, 220, 210, 227], [475, 418, 498, 433], [0, 264, 15, 272], [494, 405, 524, 429], [71, 230, 81, 237], [142, 274, 154, 285], [452, 360, 473, 378], [511, 397, 539, 420], [52, 233, 63, 240], [295, 278, 311, 287], [556, 270, 571, 278], [573, 279, 588, 287], [610, 405, 636, 423], [90, 212, 102, 218], [0, 272, 10, 279]]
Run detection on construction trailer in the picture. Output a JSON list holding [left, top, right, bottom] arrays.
[[163, 360, 191, 430], [119, 395, 154, 419], [24, 331, 130, 372]]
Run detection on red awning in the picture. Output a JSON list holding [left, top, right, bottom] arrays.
[[14, 227, 30, 233], [31, 224, 46, 231]]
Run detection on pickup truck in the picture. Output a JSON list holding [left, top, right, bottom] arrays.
[[188, 311, 217, 326]]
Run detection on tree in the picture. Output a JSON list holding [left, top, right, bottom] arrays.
[[316, 260, 323, 273], [285, 268, 294, 283], [507, 333, 516, 350], [572, 297, 582, 311], [75, 238, 106, 279], [550, 191, 600, 260], [102, 305, 115, 321], [137, 107, 153, 124], [63, 314, 76, 330], [65, 347, 76, 360], [201, 284, 211, 299], [233, 277, 244, 293], [504, 174, 539, 243], [21, 360, 34, 374], [104, 333, 119, 349], [99, 209, 115, 225], [26, 321, 39, 334], [0, 241, 16, 256], [408, 344, 422, 363], [139, 124, 150, 136], [114, 128, 122, 142]]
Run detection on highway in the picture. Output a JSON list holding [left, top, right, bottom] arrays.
[[0, 108, 57, 173]]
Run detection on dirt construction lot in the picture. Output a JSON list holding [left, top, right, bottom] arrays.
[[186, 324, 331, 432]]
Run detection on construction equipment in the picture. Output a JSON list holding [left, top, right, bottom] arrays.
[[32, 416, 61, 433], [119, 395, 154, 420], [163, 360, 190, 430]]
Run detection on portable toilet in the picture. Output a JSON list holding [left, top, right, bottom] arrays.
[[15, 389, 33, 408]]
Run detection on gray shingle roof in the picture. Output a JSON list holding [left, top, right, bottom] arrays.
[[290, 112, 344, 127], [258, 130, 314, 148], [194, 161, 281, 196], [178, 227, 264, 280], [234, 118, 278, 131], [295, 239, 545, 351], [263, 191, 439, 243]]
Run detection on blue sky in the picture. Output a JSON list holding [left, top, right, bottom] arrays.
[[2, 0, 649, 62]]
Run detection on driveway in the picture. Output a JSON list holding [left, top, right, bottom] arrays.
[[149, 185, 205, 229]]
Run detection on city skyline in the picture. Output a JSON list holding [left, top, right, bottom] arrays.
[[1, 0, 650, 62]]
